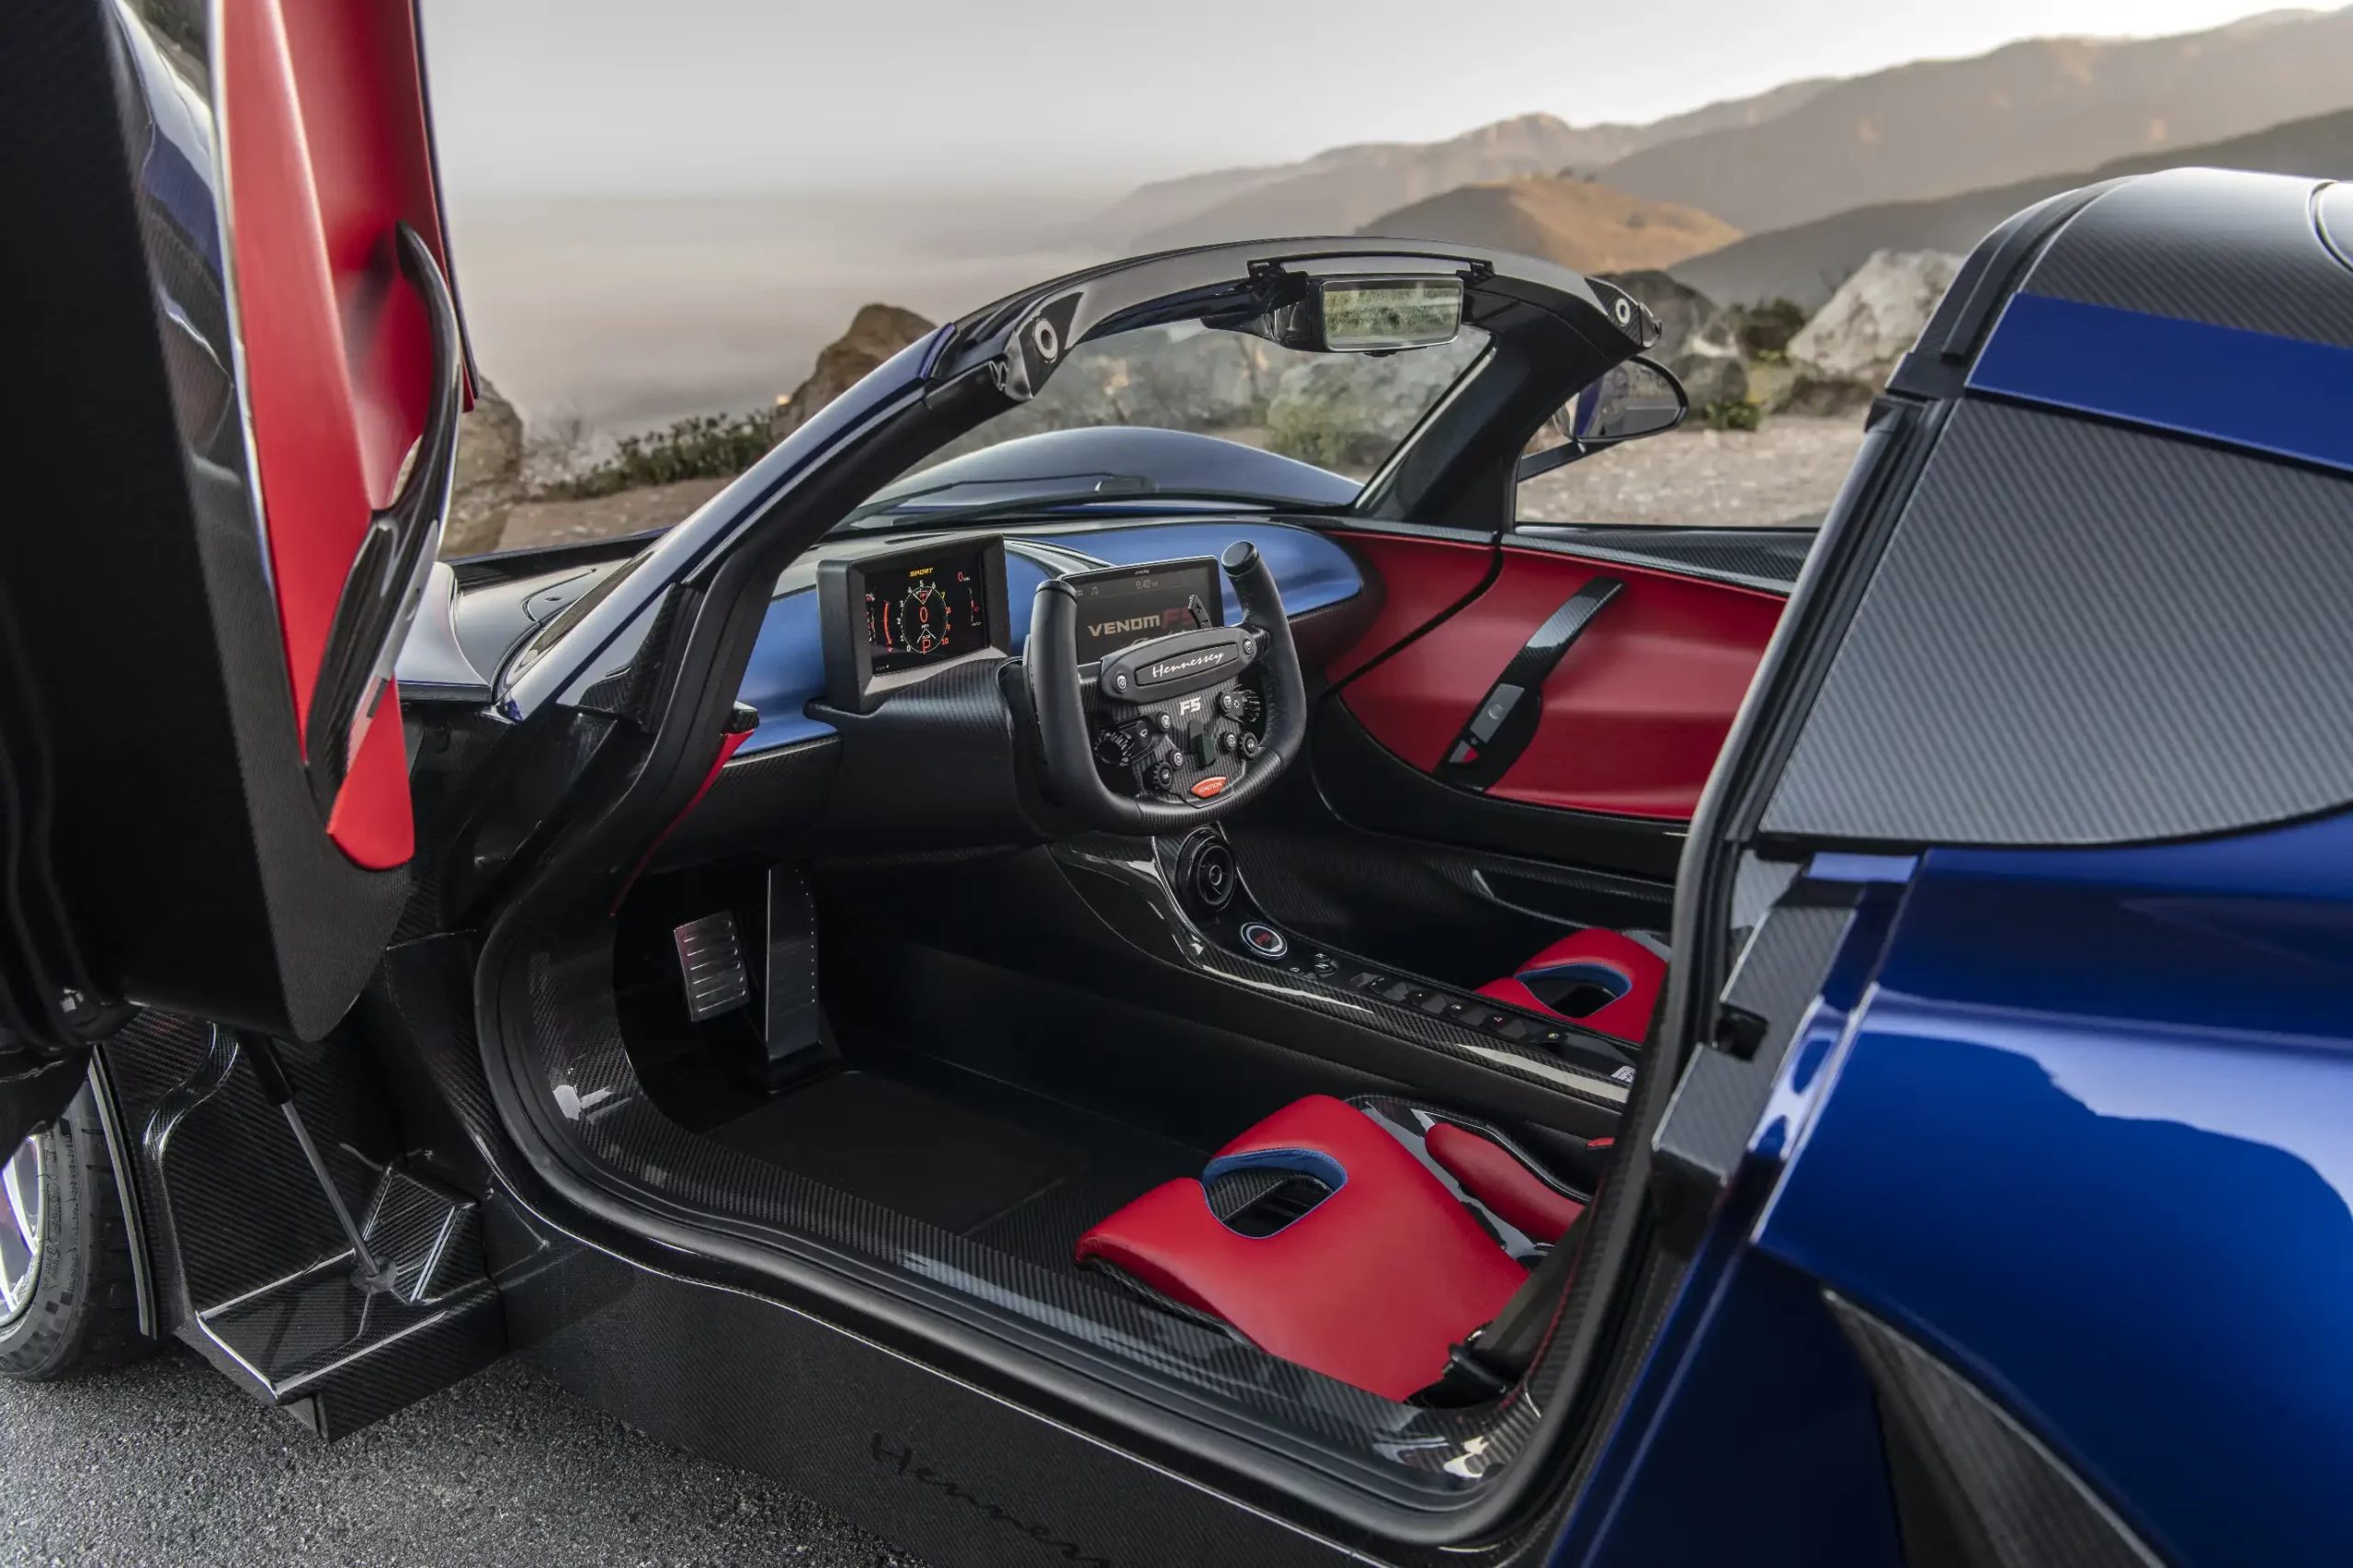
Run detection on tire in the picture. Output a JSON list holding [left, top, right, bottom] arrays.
[[0, 1081, 151, 1381]]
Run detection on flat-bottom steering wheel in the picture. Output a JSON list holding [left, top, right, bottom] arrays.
[[1024, 541, 1308, 834]]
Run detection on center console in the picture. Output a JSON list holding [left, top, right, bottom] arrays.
[[1051, 828, 1640, 1114]]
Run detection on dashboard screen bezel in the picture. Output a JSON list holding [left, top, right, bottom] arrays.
[[817, 536, 1015, 713], [1061, 557, 1224, 665]]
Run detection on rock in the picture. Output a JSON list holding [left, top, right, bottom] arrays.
[[1776, 372, 1881, 417], [1263, 340, 1481, 472], [1674, 351, 1748, 412], [772, 303, 936, 443], [1594, 267, 1747, 412], [923, 324, 1305, 466], [442, 374, 524, 558], [1785, 249, 1961, 396]]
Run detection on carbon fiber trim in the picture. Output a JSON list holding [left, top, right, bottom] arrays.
[[1654, 902, 1848, 1187], [1763, 401, 2353, 845], [1508, 527, 1813, 593], [1088, 837, 1633, 1110], [1828, 1292, 2162, 1568], [2023, 169, 2353, 349], [499, 909, 1620, 1506], [101, 1008, 504, 1434]]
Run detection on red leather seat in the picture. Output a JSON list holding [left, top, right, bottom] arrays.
[[1075, 1096, 1541, 1400], [1477, 927, 1665, 1043]]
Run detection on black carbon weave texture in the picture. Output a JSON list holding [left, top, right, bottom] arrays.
[[1762, 401, 2353, 845], [2024, 169, 2353, 348], [1654, 903, 1848, 1185], [511, 919, 1579, 1494], [1108, 839, 1634, 1114], [100, 1005, 504, 1431], [1829, 1293, 2161, 1568], [1509, 527, 1814, 592]]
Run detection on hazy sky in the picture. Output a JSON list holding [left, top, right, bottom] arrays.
[[419, 0, 2305, 195]]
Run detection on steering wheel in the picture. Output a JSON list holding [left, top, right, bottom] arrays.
[[1025, 541, 1308, 834]]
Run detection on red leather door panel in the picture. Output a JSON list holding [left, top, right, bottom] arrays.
[[1336, 546, 1782, 821], [1323, 531, 1495, 683], [223, 0, 453, 869]]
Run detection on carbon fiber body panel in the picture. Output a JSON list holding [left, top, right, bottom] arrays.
[[1762, 401, 2353, 845], [2023, 169, 2353, 348], [1828, 1293, 2160, 1568], [1654, 900, 1849, 1187], [97, 1009, 504, 1437]]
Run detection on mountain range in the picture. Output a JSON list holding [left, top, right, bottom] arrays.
[[1671, 105, 2353, 308], [1096, 6, 2353, 302]]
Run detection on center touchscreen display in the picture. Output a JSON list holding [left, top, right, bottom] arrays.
[[863, 546, 991, 673], [1070, 559, 1222, 662]]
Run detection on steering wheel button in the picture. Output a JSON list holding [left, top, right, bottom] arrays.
[[1189, 776, 1229, 799]]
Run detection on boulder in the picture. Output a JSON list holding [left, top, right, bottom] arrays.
[[1263, 341, 1479, 472], [1674, 350, 1749, 412], [1597, 267, 1746, 411], [772, 303, 937, 443], [441, 374, 524, 558], [1785, 249, 1961, 396]]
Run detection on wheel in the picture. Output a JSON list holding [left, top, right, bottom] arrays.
[[0, 1082, 151, 1381]]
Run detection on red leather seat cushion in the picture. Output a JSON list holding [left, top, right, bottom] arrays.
[[1477, 927, 1665, 1043], [1425, 1122, 1586, 1241], [1074, 1095, 1527, 1400]]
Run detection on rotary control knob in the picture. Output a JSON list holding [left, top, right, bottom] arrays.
[[1096, 725, 1147, 768], [1218, 688, 1262, 723], [1238, 731, 1262, 758]]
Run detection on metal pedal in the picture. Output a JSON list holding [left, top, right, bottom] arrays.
[[672, 912, 751, 1021], [756, 866, 828, 1081]]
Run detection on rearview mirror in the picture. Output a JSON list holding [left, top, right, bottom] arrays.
[[1311, 278, 1464, 353], [1517, 356, 1687, 482]]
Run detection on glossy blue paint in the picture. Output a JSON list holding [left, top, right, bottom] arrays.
[[1756, 808, 2353, 1565], [1040, 520, 1363, 628], [1969, 292, 2353, 475], [733, 520, 1363, 755], [1554, 879, 1908, 1567]]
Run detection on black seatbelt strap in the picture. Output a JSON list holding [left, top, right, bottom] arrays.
[[1417, 1212, 1586, 1404]]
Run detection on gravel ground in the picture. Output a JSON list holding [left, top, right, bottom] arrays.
[[1514, 415, 1868, 528], [480, 413, 1869, 555], [0, 1346, 923, 1568]]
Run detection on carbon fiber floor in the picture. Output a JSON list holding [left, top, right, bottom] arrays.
[[709, 1053, 1209, 1276]]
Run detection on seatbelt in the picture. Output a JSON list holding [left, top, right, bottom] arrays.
[[1418, 1210, 1586, 1404]]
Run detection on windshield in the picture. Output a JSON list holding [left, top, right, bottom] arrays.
[[836, 320, 1488, 533]]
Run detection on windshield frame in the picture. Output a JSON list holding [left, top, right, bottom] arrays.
[[498, 238, 1656, 719]]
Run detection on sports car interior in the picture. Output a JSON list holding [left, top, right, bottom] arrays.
[[17, 7, 2346, 1560], [393, 248, 1807, 1512]]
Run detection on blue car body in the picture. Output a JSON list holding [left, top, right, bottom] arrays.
[[1556, 169, 2353, 1565]]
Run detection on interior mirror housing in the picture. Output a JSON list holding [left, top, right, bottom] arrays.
[[1310, 277, 1464, 353]]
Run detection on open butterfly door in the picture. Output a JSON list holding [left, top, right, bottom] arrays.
[[0, 0, 462, 1140]]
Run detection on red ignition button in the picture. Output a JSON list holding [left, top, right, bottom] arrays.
[[1190, 776, 1229, 799]]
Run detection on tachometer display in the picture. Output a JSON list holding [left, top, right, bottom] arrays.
[[864, 551, 990, 673]]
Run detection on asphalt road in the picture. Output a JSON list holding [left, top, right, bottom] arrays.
[[0, 1345, 926, 1568]]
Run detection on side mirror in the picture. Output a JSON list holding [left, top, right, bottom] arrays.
[[1518, 356, 1688, 482]]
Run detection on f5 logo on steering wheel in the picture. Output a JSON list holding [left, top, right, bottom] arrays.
[[1178, 696, 1204, 717]]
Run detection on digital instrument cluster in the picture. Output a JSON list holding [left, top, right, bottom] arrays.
[[862, 550, 991, 673], [1069, 559, 1221, 662], [817, 537, 1014, 713]]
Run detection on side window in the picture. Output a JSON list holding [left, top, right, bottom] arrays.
[[1515, 287, 1878, 532]]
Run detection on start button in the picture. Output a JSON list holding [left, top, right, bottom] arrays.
[[1189, 776, 1229, 799], [1239, 922, 1290, 961]]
